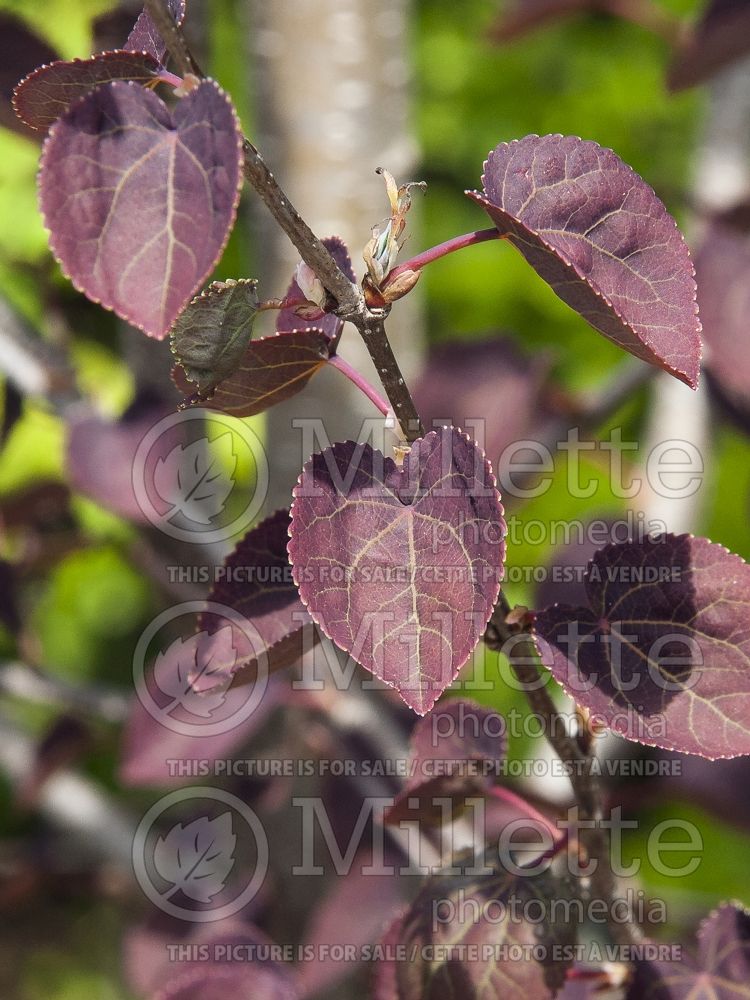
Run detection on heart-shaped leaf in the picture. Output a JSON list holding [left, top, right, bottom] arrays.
[[194, 509, 317, 691], [170, 278, 260, 393], [288, 428, 505, 715], [13, 51, 162, 132], [385, 699, 506, 825], [628, 903, 750, 998], [376, 858, 575, 999], [39, 78, 243, 339], [468, 134, 701, 387], [125, 0, 187, 64], [177, 329, 334, 417], [534, 534, 750, 759]]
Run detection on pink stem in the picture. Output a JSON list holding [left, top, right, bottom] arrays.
[[488, 784, 561, 843], [384, 228, 503, 286], [328, 354, 391, 417], [156, 70, 185, 89]]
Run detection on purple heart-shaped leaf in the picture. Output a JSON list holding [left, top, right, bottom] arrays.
[[535, 534, 750, 760], [468, 134, 701, 387], [288, 428, 505, 715], [13, 51, 162, 132], [39, 79, 243, 339], [125, 0, 187, 64], [177, 328, 334, 417]]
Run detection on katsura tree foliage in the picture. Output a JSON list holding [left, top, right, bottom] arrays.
[[9, 0, 750, 997]]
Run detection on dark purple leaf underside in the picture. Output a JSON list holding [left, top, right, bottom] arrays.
[[694, 214, 750, 427], [288, 428, 505, 715], [276, 236, 356, 339], [628, 903, 750, 999], [535, 534, 750, 759], [180, 329, 333, 418], [668, 0, 750, 92], [170, 278, 260, 393], [0, 13, 59, 136], [13, 51, 161, 132], [385, 863, 574, 999], [385, 699, 506, 824], [194, 509, 316, 692], [39, 79, 243, 339], [468, 134, 701, 387], [125, 0, 187, 64]]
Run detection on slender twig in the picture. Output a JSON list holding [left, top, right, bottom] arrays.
[[328, 355, 391, 418], [360, 313, 424, 442], [485, 594, 636, 945], [384, 228, 502, 288], [241, 139, 362, 313]]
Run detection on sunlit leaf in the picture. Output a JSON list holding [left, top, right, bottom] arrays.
[[39, 79, 243, 339], [468, 134, 701, 387], [13, 51, 161, 132], [288, 428, 505, 714]]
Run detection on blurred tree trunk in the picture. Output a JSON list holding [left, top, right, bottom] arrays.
[[640, 57, 750, 533], [248, 0, 424, 511]]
